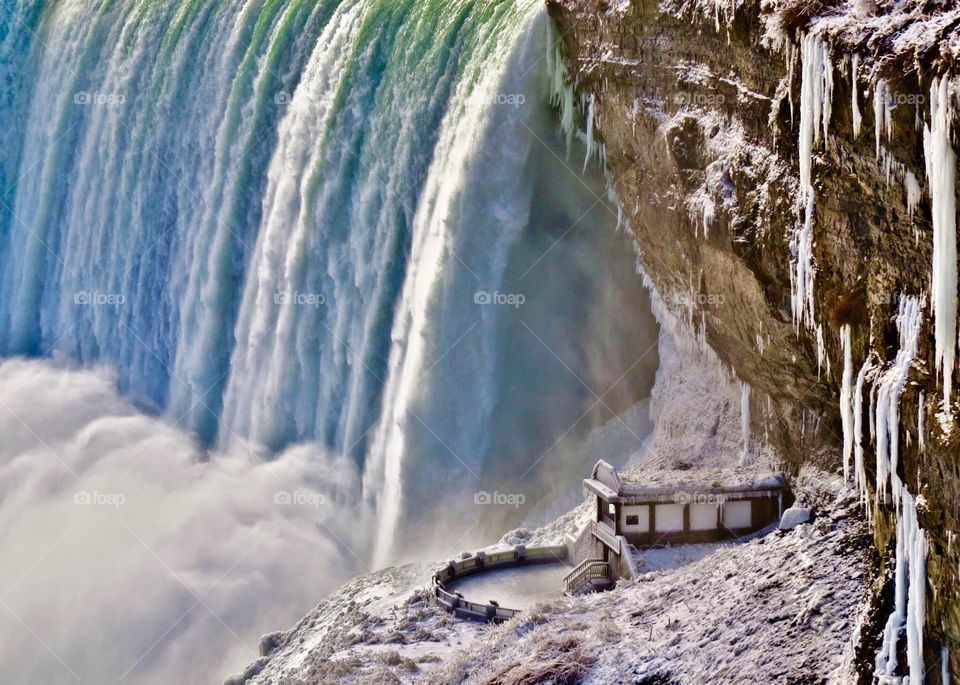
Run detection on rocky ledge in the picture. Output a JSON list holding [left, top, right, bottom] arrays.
[[546, 0, 959, 678]]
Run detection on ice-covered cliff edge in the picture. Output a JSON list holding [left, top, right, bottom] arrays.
[[546, 0, 959, 679]]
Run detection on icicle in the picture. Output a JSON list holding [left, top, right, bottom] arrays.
[[875, 80, 893, 158], [870, 295, 929, 684], [918, 391, 926, 453], [840, 324, 854, 481], [853, 355, 874, 513], [923, 78, 957, 413], [583, 94, 595, 173], [905, 170, 922, 219], [876, 499, 909, 677], [873, 296, 923, 503], [851, 54, 862, 137], [740, 382, 752, 465], [786, 40, 797, 126], [546, 20, 577, 156], [904, 491, 927, 684], [816, 324, 826, 378], [792, 195, 817, 328], [792, 34, 832, 330]]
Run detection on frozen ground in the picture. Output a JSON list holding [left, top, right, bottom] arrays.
[[240, 465, 870, 684], [423, 468, 871, 685], [238, 331, 872, 684]]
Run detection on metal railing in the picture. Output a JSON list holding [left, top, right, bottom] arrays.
[[591, 519, 620, 553], [432, 544, 567, 623], [562, 557, 611, 595]]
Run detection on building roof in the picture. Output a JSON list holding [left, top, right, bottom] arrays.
[[585, 460, 788, 503]]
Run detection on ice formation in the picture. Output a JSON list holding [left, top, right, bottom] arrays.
[[840, 324, 854, 481], [904, 170, 922, 220], [875, 488, 928, 684], [871, 296, 922, 504], [792, 34, 833, 329], [843, 295, 929, 684], [851, 54, 862, 137], [584, 94, 596, 172], [874, 80, 893, 158], [853, 355, 874, 516], [740, 381, 752, 465], [816, 324, 831, 377], [546, 21, 576, 154], [923, 78, 958, 412]]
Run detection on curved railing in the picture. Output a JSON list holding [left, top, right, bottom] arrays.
[[432, 544, 567, 623]]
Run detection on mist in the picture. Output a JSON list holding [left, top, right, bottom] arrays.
[[0, 358, 370, 685]]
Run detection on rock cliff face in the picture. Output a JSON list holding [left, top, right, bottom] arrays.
[[546, 0, 959, 677]]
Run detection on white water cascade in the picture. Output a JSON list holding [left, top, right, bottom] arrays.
[[0, 1, 662, 682], [0, 0, 660, 573]]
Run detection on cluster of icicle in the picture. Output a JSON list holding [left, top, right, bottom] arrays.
[[923, 78, 958, 416], [840, 297, 929, 684], [545, 21, 606, 175], [790, 33, 833, 332], [856, 73, 960, 685], [752, 22, 954, 683]]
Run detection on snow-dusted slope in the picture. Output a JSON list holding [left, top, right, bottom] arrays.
[[240, 466, 870, 684], [240, 326, 870, 684]]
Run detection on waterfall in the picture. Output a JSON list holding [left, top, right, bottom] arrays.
[[0, 0, 658, 563]]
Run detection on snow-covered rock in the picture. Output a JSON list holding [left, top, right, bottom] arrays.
[[779, 506, 813, 530]]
